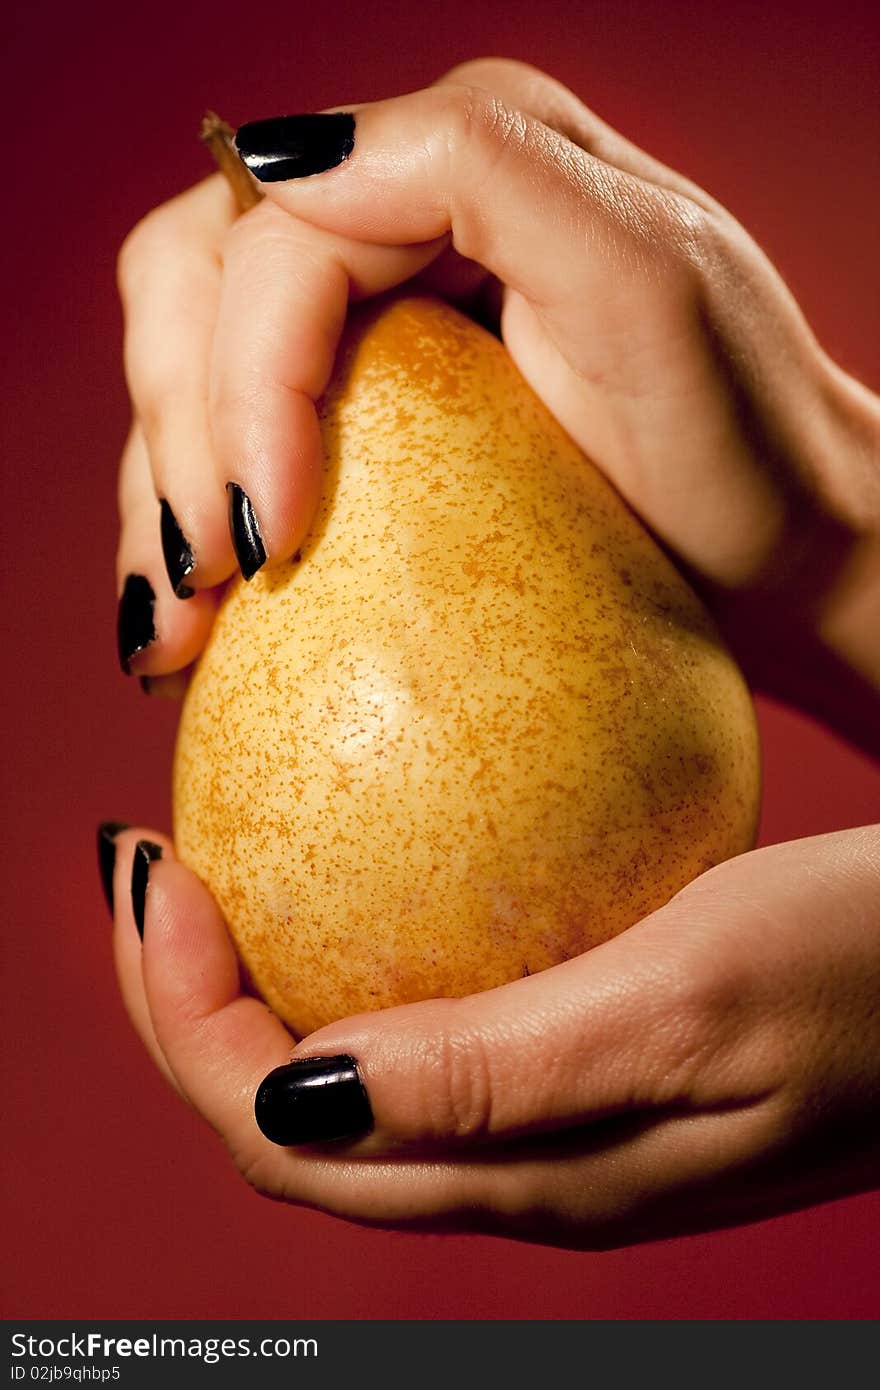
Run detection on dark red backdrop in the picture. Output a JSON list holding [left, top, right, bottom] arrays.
[[3, 0, 879, 1320]]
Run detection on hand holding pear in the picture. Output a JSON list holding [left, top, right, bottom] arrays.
[[173, 294, 760, 1036]]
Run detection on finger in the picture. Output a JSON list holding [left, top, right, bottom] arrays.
[[263, 899, 707, 1154], [239, 1096, 785, 1249], [393, 56, 718, 331], [116, 424, 220, 677], [261, 827, 880, 1158], [118, 175, 237, 594], [137, 851, 296, 1161], [130, 824, 880, 1247], [208, 68, 719, 583], [105, 834, 796, 1248], [125, 838, 765, 1244], [209, 199, 447, 576], [436, 57, 724, 210], [131, 827, 878, 1245], [233, 84, 780, 583], [233, 84, 703, 364], [412, 56, 718, 333], [107, 826, 182, 1096]]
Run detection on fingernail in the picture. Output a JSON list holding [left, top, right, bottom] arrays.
[[117, 574, 157, 674], [160, 499, 196, 598], [254, 1055, 374, 1146], [97, 821, 129, 915], [235, 112, 355, 183], [131, 839, 163, 940], [227, 482, 267, 580]]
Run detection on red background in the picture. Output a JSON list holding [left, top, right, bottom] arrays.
[[3, 0, 879, 1320]]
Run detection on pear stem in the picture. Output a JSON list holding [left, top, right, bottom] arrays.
[[199, 110, 264, 213]]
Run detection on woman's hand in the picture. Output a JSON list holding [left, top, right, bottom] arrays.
[[105, 821, 880, 1248], [115, 59, 880, 741], [109, 59, 880, 1246]]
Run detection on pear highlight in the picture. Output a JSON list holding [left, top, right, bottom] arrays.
[[173, 295, 761, 1037]]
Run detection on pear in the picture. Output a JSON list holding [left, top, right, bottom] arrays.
[[173, 294, 760, 1037]]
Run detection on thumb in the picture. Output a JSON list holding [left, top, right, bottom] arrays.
[[255, 891, 713, 1151], [255, 826, 880, 1152], [232, 83, 699, 341]]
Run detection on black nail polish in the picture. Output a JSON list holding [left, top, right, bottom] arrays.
[[131, 840, 163, 940], [117, 574, 157, 673], [227, 482, 267, 580], [160, 499, 196, 598], [97, 821, 129, 915], [255, 1055, 374, 1146], [235, 113, 355, 183]]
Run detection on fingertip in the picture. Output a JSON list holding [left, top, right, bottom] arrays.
[[107, 828, 175, 1041], [140, 857, 243, 1018], [153, 483, 239, 595], [136, 854, 296, 1145], [97, 820, 130, 916], [234, 111, 356, 184], [117, 430, 224, 678], [254, 1054, 374, 1147], [222, 392, 324, 581], [109, 827, 175, 933], [117, 573, 157, 675], [105, 824, 194, 1099], [116, 569, 219, 681], [226, 481, 267, 580], [131, 839, 164, 940], [159, 497, 197, 597]]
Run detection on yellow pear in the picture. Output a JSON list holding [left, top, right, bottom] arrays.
[[173, 295, 760, 1038]]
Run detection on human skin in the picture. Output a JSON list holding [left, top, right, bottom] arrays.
[[109, 59, 880, 1247]]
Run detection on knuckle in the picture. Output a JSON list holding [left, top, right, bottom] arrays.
[[222, 203, 336, 291], [438, 58, 596, 155], [436, 83, 530, 263], [418, 1023, 494, 1142], [670, 960, 743, 1069], [650, 924, 771, 1100], [135, 373, 193, 447], [219, 204, 274, 263], [655, 200, 737, 315], [442, 83, 529, 166], [220, 199, 284, 254], [116, 223, 146, 296], [667, 198, 728, 280], [234, 1142, 284, 1199], [116, 206, 173, 299], [628, 190, 707, 284], [436, 56, 528, 89], [208, 378, 264, 442], [580, 175, 715, 301], [477, 1162, 653, 1252]]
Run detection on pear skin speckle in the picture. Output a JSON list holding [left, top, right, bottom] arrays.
[[173, 295, 761, 1038]]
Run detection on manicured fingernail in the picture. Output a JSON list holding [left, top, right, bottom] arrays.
[[227, 482, 267, 580], [97, 821, 129, 915], [254, 1055, 374, 1146], [131, 839, 163, 940], [117, 574, 157, 674], [160, 499, 196, 598], [235, 113, 355, 183]]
